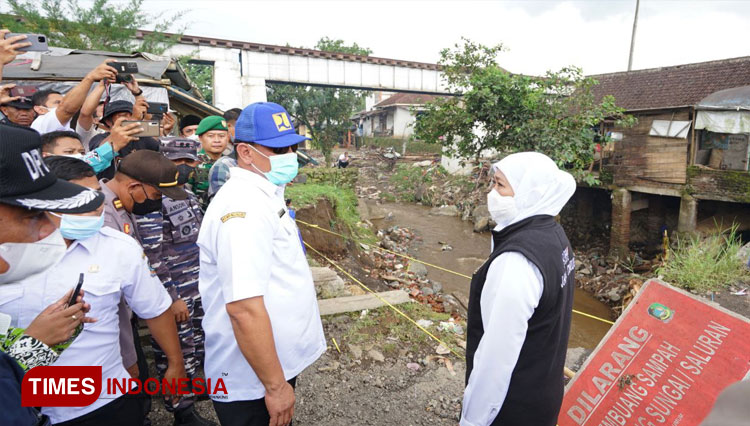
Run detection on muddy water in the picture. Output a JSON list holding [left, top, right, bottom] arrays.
[[370, 202, 611, 349]]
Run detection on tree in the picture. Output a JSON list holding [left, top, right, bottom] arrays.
[[267, 38, 369, 162], [3, 0, 183, 54], [414, 38, 635, 183], [178, 57, 213, 104]]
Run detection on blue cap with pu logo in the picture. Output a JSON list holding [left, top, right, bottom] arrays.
[[234, 102, 310, 148]]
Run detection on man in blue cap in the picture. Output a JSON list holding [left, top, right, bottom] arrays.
[[197, 102, 325, 426]]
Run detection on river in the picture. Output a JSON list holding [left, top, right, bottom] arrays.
[[370, 201, 611, 349]]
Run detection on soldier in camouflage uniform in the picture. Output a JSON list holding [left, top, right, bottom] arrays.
[[144, 137, 214, 426], [188, 116, 228, 210]]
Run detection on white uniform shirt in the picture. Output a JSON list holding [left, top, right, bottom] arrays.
[[0, 227, 172, 424], [198, 167, 326, 402], [461, 252, 543, 426], [30, 108, 72, 134]]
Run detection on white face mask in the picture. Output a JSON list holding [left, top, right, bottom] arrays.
[[487, 189, 518, 229], [0, 229, 67, 285], [61, 153, 85, 160]]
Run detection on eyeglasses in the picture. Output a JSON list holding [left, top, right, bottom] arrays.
[[271, 144, 298, 155]]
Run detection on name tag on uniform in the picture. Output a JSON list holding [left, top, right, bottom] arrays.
[[88, 264, 100, 273], [166, 200, 189, 216]]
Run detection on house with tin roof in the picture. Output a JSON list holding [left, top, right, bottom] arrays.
[[584, 56, 750, 255], [353, 92, 444, 138]]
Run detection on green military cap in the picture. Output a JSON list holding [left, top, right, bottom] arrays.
[[196, 115, 228, 136]]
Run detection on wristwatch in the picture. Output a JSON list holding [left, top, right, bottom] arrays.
[[132, 88, 143, 96]]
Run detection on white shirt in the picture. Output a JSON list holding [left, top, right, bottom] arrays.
[[197, 167, 326, 402], [30, 108, 72, 134], [461, 252, 543, 426], [0, 227, 172, 424], [76, 121, 104, 151]]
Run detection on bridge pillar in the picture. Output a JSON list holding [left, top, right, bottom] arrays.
[[241, 77, 268, 105], [212, 60, 243, 110]]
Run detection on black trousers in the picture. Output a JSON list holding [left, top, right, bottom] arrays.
[[55, 395, 146, 426], [132, 315, 152, 423], [212, 378, 297, 426]]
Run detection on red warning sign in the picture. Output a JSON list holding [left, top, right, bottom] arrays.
[[559, 279, 750, 426]]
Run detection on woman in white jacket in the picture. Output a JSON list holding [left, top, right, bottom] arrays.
[[461, 152, 577, 426]]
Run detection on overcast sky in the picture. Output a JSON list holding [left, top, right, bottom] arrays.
[[39, 1, 750, 75]]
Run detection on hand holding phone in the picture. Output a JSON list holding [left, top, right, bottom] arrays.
[[67, 273, 84, 308], [122, 120, 160, 138], [5, 33, 48, 52]]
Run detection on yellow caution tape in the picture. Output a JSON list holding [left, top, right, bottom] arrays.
[[297, 219, 472, 279], [305, 242, 466, 361], [297, 219, 616, 326]]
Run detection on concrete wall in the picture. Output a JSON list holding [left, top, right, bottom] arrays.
[[392, 107, 416, 138]]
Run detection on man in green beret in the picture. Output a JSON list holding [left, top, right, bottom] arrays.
[[190, 115, 229, 210]]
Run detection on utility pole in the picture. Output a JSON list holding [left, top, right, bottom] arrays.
[[627, 0, 640, 71]]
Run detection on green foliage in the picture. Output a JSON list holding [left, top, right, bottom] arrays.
[[286, 183, 374, 242], [389, 164, 447, 203], [656, 226, 750, 292], [340, 303, 464, 357], [315, 36, 372, 56], [178, 57, 213, 104], [300, 167, 359, 190], [3, 0, 183, 54], [363, 136, 443, 155], [414, 38, 636, 182], [268, 38, 369, 162]]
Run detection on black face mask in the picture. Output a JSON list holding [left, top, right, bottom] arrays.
[[176, 164, 195, 185], [129, 184, 162, 215]]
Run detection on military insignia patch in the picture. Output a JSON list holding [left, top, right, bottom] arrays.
[[221, 211, 246, 223]]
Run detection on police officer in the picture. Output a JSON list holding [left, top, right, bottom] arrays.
[[198, 103, 325, 426], [99, 150, 187, 426], [0, 95, 35, 127], [152, 137, 215, 426]]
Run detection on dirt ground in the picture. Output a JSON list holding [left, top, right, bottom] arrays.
[[149, 304, 467, 426]]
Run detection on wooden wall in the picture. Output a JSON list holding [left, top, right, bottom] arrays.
[[612, 109, 691, 186]]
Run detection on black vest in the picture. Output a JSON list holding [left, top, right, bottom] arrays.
[[465, 215, 575, 426]]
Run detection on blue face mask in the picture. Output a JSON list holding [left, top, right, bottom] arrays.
[[250, 145, 299, 186], [52, 212, 104, 241]]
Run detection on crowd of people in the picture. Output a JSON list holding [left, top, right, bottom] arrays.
[[2, 30, 746, 426], [0, 31, 299, 426]]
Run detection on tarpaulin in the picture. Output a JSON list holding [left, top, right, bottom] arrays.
[[695, 111, 750, 134]]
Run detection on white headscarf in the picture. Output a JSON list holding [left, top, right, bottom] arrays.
[[491, 152, 576, 231]]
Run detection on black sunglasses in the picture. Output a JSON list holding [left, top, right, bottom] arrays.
[[271, 144, 299, 155]]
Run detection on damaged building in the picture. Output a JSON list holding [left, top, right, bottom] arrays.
[[583, 56, 750, 256]]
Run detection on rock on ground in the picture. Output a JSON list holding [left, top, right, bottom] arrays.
[[565, 347, 592, 372], [312, 267, 350, 299], [429, 205, 460, 217], [407, 261, 429, 278]]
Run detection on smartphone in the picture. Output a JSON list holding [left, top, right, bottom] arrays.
[[115, 73, 134, 84], [147, 103, 168, 115], [10, 85, 38, 98], [110, 62, 139, 74], [67, 273, 84, 308], [122, 120, 161, 137], [5, 33, 49, 52]]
